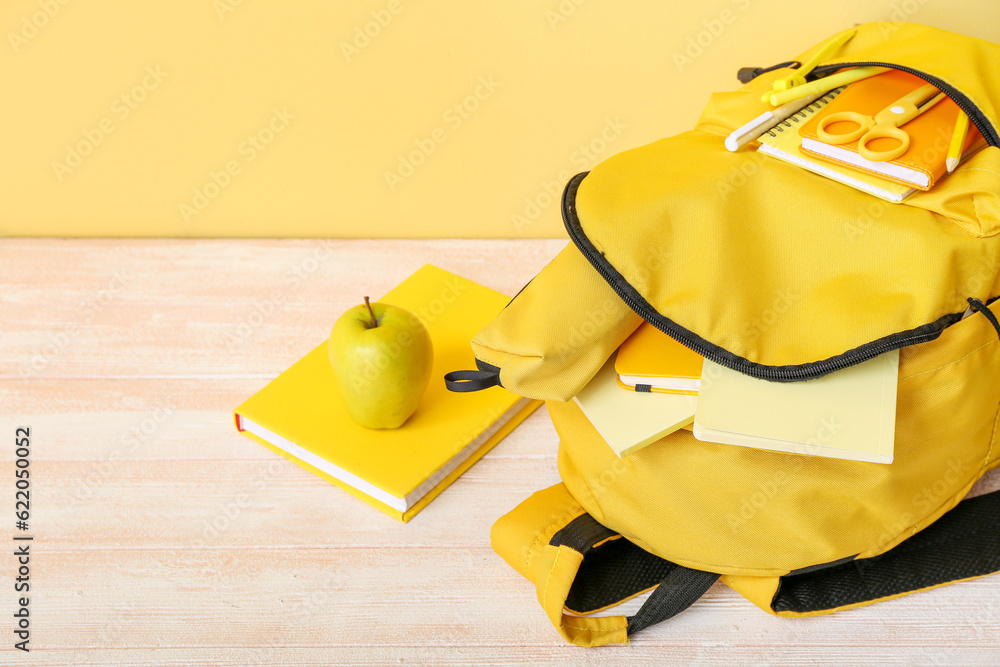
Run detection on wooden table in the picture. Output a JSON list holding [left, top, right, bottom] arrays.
[[3, 239, 999, 666]]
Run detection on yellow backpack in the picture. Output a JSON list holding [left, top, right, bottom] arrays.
[[445, 22, 1000, 647]]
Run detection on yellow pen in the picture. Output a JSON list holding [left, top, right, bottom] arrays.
[[768, 66, 888, 106], [946, 111, 969, 174], [761, 29, 856, 103]]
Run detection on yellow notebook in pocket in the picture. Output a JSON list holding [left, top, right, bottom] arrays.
[[693, 351, 899, 464], [614, 321, 704, 395], [234, 265, 540, 522]]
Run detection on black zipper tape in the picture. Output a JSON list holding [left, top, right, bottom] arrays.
[[737, 61, 800, 84], [561, 171, 967, 382], [805, 61, 997, 147]]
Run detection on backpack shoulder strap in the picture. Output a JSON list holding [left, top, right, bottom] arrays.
[[492, 483, 718, 646]]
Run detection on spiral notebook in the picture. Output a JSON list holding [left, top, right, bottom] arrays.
[[756, 89, 914, 203]]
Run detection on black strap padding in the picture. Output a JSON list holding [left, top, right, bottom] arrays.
[[550, 514, 717, 633], [444, 370, 500, 392], [968, 298, 1000, 341], [772, 489, 1000, 613]]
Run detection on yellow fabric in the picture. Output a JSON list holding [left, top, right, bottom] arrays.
[[471, 243, 642, 401], [575, 22, 1000, 368], [555, 299, 1000, 575], [490, 483, 630, 646]]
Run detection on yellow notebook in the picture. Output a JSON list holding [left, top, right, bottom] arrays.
[[574, 355, 697, 458], [614, 322, 704, 395], [234, 265, 541, 522], [757, 89, 915, 203], [693, 351, 899, 464]]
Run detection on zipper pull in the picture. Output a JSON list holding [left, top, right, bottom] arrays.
[[761, 28, 856, 103], [967, 298, 1000, 341], [737, 61, 800, 84]]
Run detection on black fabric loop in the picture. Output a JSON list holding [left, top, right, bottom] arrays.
[[443, 369, 501, 393], [626, 567, 720, 636], [550, 513, 718, 635], [968, 298, 1000, 341], [550, 513, 618, 555]]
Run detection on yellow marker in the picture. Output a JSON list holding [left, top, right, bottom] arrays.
[[761, 29, 856, 103], [768, 66, 888, 107], [946, 111, 969, 174]]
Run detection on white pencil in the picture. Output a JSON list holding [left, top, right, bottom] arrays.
[[725, 91, 825, 152]]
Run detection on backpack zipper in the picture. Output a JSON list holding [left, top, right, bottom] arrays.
[[561, 171, 965, 382], [759, 61, 999, 147]]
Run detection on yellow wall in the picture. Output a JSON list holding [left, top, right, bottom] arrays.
[[2, 1, 997, 238]]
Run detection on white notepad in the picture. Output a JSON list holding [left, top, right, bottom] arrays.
[[693, 351, 899, 464]]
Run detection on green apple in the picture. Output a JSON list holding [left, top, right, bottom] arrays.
[[328, 296, 434, 429]]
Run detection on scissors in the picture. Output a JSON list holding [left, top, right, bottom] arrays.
[[816, 83, 947, 161]]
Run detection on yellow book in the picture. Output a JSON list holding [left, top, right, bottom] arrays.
[[234, 265, 541, 522], [574, 355, 697, 458], [693, 351, 899, 464], [757, 89, 914, 203], [614, 322, 704, 395]]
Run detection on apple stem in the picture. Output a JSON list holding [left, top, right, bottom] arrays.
[[363, 296, 378, 328]]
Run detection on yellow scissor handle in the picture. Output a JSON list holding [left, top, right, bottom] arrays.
[[816, 110, 874, 145], [859, 86, 946, 161], [761, 29, 856, 103], [857, 125, 912, 161], [817, 84, 947, 161]]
